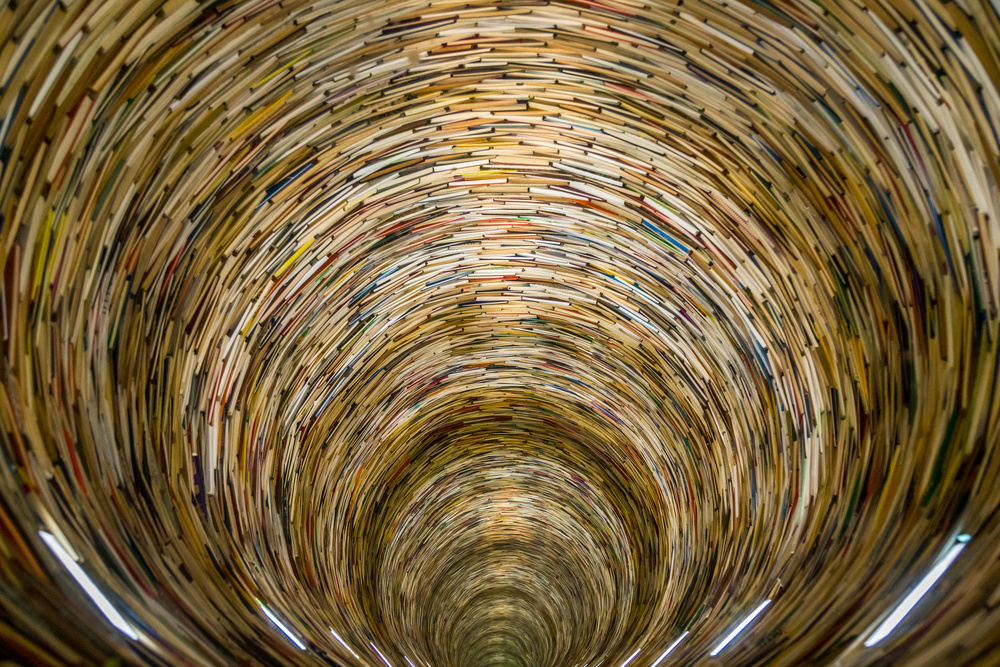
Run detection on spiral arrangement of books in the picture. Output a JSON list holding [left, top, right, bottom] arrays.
[[0, 0, 998, 665]]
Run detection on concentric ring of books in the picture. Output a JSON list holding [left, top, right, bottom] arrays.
[[0, 0, 998, 665]]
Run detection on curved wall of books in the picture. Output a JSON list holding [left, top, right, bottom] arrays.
[[1, 0, 999, 666]]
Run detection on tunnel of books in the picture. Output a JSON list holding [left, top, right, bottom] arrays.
[[1, 0, 1000, 665]]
